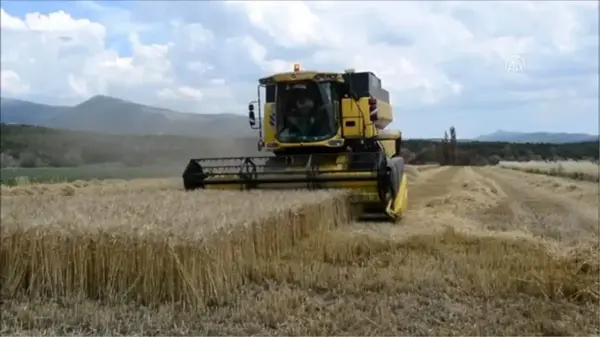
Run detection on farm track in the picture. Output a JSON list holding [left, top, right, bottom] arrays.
[[2, 166, 599, 336]]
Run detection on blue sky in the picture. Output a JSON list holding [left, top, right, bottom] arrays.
[[0, 0, 598, 138]]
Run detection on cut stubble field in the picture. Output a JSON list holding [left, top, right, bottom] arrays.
[[1, 165, 599, 336], [499, 160, 600, 182]]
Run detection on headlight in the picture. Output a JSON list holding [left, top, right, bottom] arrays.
[[327, 139, 344, 147]]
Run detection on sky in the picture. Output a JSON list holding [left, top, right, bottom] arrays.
[[0, 0, 598, 139]]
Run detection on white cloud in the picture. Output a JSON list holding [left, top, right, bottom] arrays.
[[0, 1, 597, 137], [0, 8, 27, 30], [169, 21, 215, 52], [158, 86, 203, 102], [237, 35, 289, 74], [0, 7, 173, 103], [187, 61, 213, 75], [1, 69, 30, 94], [224, 1, 323, 48], [67, 73, 89, 97]]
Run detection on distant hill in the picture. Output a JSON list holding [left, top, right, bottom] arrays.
[[0, 123, 261, 169], [0, 97, 70, 125], [2, 124, 597, 170], [0, 95, 252, 137], [475, 130, 599, 143]]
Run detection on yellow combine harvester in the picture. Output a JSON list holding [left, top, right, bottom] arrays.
[[182, 64, 408, 221]]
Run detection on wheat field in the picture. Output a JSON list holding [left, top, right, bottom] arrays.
[[1, 166, 599, 336], [1, 186, 351, 307], [499, 160, 600, 182]]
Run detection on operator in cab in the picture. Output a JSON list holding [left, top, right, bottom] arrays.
[[279, 84, 330, 141]]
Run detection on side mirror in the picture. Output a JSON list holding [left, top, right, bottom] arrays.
[[248, 103, 256, 127]]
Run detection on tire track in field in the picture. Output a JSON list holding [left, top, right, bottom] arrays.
[[466, 167, 525, 233], [474, 167, 599, 244], [407, 166, 463, 207], [347, 166, 462, 237]]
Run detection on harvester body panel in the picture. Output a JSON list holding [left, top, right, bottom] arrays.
[[263, 103, 276, 144]]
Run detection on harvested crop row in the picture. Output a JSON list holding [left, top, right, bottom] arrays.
[[1, 189, 352, 308], [499, 160, 600, 182]]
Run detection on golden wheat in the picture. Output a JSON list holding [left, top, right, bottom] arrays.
[[499, 160, 599, 182], [1, 188, 352, 308], [0, 177, 182, 197], [2, 168, 599, 335]]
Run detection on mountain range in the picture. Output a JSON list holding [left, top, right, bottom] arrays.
[[1, 96, 597, 143], [0, 96, 253, 138]]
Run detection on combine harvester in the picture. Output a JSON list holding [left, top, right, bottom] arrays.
[[182, 64, 408, 221]]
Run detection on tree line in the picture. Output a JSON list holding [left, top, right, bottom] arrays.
[[402, 126, 598, 166], [1, 123, 598, 169]]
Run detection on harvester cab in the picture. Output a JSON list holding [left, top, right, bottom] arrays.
[[183, 64, 408, 221]]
